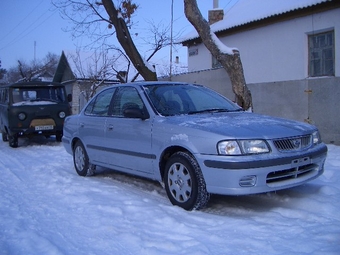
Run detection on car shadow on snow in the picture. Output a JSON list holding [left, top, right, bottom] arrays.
[[203, 183, 324, 216], [93, 166, 168, 196], [90, 166, 324, 216], [13, 135, 61, 147]]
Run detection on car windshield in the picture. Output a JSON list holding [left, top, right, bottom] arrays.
[[11, 86, 66, 105], [144, 83, 242, 116]]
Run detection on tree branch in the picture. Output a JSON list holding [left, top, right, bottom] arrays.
[[184, 0, 252, 110], [101, 0, 157, 81]]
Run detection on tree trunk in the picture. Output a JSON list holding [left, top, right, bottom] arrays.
[[101, 0, 157, 81], [183, 0, 252, 110]]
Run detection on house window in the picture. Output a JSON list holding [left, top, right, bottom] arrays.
[[212, 56, 222, 69], [188, 48, 198, 57], [308, 30, 334, 77]]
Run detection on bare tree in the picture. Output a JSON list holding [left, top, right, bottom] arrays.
[[103, 20, 177, 83], [108, 47, 131, 83], [53, 0, 176, 81], [183, 0, 252, 111], [101, 0, 157, 80], [6, 53, 59, 83], [0, 68, 7, 81], [69, 48, 118, 100], [129, 20, 181, 81]]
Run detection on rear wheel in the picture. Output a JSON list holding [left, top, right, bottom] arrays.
[[164, 151, 210, 211], [73, 140, 89, 176], [73, 140, 95, 176]]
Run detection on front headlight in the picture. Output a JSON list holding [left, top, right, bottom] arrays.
[[239, 140, 270, 154], [218, 141, 241, 155], [218, 140, 269, 155], [18, 112, 26, 121], [59, 111, 66, 119], [312, 131, 321, 145]]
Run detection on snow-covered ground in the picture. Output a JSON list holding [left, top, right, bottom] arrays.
[[0, 136, 339, 255]]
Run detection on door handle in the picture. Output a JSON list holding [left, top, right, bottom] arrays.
[[107, 124, 114, 130], [80, 122, 84, 128]]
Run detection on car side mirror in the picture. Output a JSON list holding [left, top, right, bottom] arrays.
[[123, 107, 149, 120]]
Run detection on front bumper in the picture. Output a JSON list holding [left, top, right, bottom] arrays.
[[9, 126, 63, 137], [196, 144, 327, 195]]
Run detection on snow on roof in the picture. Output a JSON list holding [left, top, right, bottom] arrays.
[[180, 0, 329, 43]]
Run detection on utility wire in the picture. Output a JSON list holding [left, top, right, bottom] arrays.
[[0, 1, 56, 51], [0, 0, 45, 42], [223, 0, 239, 15]]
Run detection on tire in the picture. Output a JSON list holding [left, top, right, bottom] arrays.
[[56, 133, 62, 142], [73, 140, 90, 176], [2, 132, 8, 142], [9, 134, 18, 148], [164, 151, 210, 211]]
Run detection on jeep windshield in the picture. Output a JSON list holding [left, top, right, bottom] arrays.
[[12, 86, 66, 106]]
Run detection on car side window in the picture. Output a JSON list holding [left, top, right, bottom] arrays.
[[111, 87, 145, 117], [84, 88, 115, 116]]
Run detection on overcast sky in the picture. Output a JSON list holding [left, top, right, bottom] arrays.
[[0, 0, 238, 70]]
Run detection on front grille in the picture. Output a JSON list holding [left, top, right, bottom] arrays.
[[266, 164, 317, 184], [273, 135, 312, 151]]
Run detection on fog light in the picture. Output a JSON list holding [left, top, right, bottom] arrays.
[[239, 175, 257, 187]]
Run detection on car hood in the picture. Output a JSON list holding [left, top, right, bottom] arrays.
[[161, 112, 316, 139]]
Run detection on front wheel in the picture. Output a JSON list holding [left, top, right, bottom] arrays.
[[73, 140, 95, 176], [164, 151, 210, 211], [9, 134, 18, 148], [2, 131, 8, 142], [56, 132, 62, 142]]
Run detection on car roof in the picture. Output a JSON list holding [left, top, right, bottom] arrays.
[[122, 81, 191, 86], [108, 81, 198, 90], [97, 81, 204, 94]]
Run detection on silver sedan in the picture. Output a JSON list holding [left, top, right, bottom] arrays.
[[62, 82, 327, 210]]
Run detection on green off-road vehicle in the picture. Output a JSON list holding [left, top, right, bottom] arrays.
[[0, 81, 72, 147]]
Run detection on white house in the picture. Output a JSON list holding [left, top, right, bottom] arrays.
[[175, 0, 339, 144], [181, 0, 339, 84]]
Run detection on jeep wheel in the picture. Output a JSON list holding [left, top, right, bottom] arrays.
[[164, 151, 210, 211], [9, 134, 18, 148], [56, 133, 62, 142], [2, 132, 8, 142]]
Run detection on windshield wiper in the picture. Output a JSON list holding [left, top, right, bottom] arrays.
[[231, 108, 244, 112], [188, 108, 231, 115]]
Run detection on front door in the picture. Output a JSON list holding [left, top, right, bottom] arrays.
[[104, 86, 154, 176]]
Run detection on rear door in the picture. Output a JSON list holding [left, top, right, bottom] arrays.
[[78, 87, 116, 164]]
